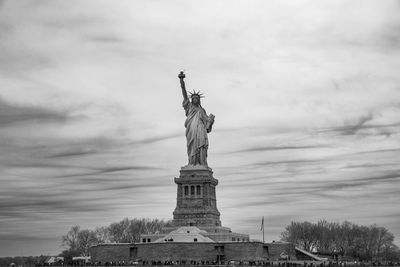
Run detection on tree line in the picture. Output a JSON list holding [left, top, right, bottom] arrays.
[[61, 218, 172, 260], [280, 220, 400, 261], [60, 218, 399, 262]]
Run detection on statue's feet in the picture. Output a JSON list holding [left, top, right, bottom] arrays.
[[181, 164, 212, 171]]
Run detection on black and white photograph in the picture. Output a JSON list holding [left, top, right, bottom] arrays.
[[0, 0, 399, 266]]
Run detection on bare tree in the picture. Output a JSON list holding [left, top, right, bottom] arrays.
[[281, 221, 318, 252], [77, 229, 97, 256], [93, 226, 111, 243], [280, 220, 399, 261], [61, 225, 80, 251]]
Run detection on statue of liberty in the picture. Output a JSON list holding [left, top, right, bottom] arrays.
[[178, 71, 215, 166]]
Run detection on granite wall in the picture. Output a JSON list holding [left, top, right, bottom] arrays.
[[90, 242, 296, 263]]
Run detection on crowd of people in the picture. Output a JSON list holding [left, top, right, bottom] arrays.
[[35, 260, 400, 267]]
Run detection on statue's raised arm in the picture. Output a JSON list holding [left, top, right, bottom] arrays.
[[178, 71, 188, 101]]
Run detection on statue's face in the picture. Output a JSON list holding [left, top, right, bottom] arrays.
[[191, 95, 200, 105]]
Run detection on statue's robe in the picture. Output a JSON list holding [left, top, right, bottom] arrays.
[[183, 98, 210, 166]]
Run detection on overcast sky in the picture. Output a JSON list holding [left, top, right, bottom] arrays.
[[1, 0, 400, 257]]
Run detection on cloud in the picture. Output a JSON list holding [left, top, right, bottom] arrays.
[[52, 165, 163, 180], [131, 132, 182, 145], [353, 148, 400, 155], [342, 162, 399, 169], [0, 96, 73, 126], [234, 145, 328, 153], [49, 149, 97, 158], [341, 113, 374, 135], [84, 34, 126, 44], [252, 159, 321, 167], [319, 118, 400, 137]]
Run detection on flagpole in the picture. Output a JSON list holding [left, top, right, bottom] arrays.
[[263, 217, 265, 243], [261, 216, 265, 243]]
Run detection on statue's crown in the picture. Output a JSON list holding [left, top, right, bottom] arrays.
[[189, 90, 204, 98]]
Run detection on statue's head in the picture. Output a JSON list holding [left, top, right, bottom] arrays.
[[191, 94, 201, 105], [189, 90, 204, 106]]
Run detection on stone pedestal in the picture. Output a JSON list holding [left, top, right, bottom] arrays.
[[144, 164, 250, 242], [130, 165, 251, 243], [172, 165, 221, 228]]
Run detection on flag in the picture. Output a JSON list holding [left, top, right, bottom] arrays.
[[260, 216, 264, 231]]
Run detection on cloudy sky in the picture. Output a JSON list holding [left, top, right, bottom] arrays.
[[1, 0, 400, 257]]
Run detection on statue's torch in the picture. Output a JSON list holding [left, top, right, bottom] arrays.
[[178, 70, 186, 79]]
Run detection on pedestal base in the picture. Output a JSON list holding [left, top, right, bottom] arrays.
[[172, 165, 221, 227]]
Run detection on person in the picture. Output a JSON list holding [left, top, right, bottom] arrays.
[[178, 71, 214, 166]]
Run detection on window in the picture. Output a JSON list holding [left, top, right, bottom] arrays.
[[147, 238, 151, 243], [194, 238, 198, 242], [232, 237, 235, 241], [214, 245, 225, 254], [191, 186, 195, 195], [142, 238, 146, 243], [130, 247, 138, 258], [184, 186, 189, 196], [263, 245, 269, 256], [196, 185, 201, 195]]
